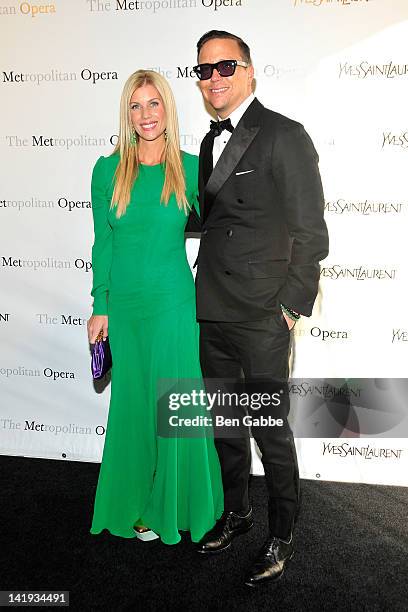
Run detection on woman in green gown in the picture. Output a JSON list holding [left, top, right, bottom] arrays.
[[87, 70, 223, 545]]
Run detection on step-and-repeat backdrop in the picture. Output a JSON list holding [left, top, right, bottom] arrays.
[[1, 0, 407, 485]]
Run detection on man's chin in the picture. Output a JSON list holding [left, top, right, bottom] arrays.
[[206, 96, 229, 114], [214, 104, 232, 119]]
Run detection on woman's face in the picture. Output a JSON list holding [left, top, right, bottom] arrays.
[[129, 84, 166, 143]]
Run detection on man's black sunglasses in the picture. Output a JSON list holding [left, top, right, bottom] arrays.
[[192, 59, 249, 81]]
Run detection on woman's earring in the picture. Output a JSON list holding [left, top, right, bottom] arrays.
[[130, 129, 137, 146], [164, 128, 168, 141]]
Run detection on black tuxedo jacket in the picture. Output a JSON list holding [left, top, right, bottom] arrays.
[[193, 97, 329, 321]]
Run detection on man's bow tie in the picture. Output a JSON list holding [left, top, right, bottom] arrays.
[[210, 118, 234, 136]]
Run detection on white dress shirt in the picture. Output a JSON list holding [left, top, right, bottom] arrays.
[[212, 93, 255, 168]]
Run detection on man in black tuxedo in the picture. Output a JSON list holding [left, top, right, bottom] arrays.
[[192, 30, 329, 587]]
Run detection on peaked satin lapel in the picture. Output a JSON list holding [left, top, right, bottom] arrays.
[[199, 131, 214, 220], [204, 98, 263, 221]]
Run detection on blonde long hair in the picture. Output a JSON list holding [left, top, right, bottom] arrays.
[[111, 70, 188, 218]]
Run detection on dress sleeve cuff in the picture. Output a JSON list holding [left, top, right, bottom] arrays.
[[92, 292, 108, 316]]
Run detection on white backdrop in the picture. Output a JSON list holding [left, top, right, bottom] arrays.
[[1, 0, 408, 486]]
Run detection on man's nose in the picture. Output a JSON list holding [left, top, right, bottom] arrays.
[[210, 68, 222, 82]]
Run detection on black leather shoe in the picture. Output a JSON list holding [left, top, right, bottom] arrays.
[[244, 536, 294, 587], [196, 508, 253, 554]]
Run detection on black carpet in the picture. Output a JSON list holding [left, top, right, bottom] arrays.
[[1, 455, 407, 611]]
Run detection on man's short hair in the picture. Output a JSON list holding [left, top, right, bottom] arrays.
[[196, 30, 252, 65]]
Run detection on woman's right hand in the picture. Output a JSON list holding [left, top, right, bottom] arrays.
[[87, 315, 108, 344]]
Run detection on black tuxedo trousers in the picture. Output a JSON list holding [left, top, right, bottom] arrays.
[[199, 315, 300, 541]]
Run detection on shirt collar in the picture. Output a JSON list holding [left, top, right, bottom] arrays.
[[218, 93, 255, 129]]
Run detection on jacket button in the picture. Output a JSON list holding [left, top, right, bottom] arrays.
[[225, 270, 231, 275], [227, 229, 233, 237], [237, 198, 244, 203]]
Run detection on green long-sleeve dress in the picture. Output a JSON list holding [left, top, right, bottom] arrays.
[[89, 151, 223, 544]]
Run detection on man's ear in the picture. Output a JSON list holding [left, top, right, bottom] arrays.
[[248, 64, 255, 84]]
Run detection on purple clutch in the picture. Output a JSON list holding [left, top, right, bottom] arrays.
[[91, 331, 112, 379]]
